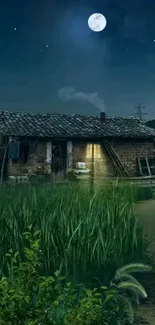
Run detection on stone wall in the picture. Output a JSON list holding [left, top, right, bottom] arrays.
[[8, 139, 50, 176]]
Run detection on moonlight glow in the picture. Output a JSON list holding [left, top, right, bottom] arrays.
[[88, 13, 107, 32]]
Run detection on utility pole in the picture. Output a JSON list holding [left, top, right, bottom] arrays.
[[134, 103, 147, 121]]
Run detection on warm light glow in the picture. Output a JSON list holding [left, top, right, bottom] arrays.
[[86, 144, 101, 159]]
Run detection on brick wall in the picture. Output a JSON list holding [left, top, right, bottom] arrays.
[[72, 139, 155, 177], [72, 141, 114, 177], [8, 138, 155, 178], [8, 139, 50, 176], [111, 139, 155, 175]]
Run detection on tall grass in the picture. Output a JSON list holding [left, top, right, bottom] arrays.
[[0, 182, 149, 283]]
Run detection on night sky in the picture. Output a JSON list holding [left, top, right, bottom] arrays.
[[0, 0, 155, 118]]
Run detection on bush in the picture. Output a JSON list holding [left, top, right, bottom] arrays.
[[0, 229, 151, 325], [0, 228, 67, 325]]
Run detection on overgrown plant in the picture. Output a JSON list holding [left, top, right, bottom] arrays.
[[65, 263, 151, 325], [0, 228, 151, 325], [0, 228, 67, 324], [0, 182, 149, 283]]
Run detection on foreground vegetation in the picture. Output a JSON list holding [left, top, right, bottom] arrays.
[[0, 182, 151, 283], [0, 181, 153, 323], [0, 229, 151, 325]]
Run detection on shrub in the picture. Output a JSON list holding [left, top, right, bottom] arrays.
[[0, 228, 67, 324], [65, 263, 151, 325], [0, 229, 151, 325]]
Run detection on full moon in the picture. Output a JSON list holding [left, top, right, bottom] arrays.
[[88, 13, 107, 32]]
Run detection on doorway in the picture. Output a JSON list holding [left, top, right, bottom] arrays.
[[52, 140, 67, 178]]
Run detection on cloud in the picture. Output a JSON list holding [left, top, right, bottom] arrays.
[[58, 86, 105, 111]]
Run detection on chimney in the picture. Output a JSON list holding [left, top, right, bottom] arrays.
[[100, 111, 106, 122]]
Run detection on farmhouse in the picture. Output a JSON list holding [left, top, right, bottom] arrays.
[[0, 110, 155, 181]]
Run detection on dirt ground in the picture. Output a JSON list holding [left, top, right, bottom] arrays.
[[136, 199, 155, 254], [136, 304, 155, 324], [135, 199, 155, 324]]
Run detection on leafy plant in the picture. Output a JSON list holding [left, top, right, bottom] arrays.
[[0, 229, 151, 325], [0, 228, 68, 324], [65, 263, 151, 325]]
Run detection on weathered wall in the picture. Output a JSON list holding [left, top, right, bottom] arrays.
[[8, 139, 50, 176], [8, 138, 155, 177], [72, 141, 114, 177], [111, 139, 155, 175], [72, 139, 155, 177]]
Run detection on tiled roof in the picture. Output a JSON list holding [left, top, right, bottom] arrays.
[[0, 110, 155, 139]]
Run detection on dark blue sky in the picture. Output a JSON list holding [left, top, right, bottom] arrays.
[[0, 0, 155, 118]]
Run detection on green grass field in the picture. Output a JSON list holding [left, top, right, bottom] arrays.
[[0, 181, 151, 284]]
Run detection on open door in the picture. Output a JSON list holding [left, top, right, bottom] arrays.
[[52, 140, 67, 179]]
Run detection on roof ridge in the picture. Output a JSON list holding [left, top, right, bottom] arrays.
[[0, 110, 141, 120]]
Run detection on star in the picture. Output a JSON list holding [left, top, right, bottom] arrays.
[[46, 45, 49, 48]]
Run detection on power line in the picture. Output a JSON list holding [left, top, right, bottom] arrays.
[[134, 103, 147, 120]]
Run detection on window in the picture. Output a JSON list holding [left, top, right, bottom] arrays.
[[10, 139, 30, 164], [86, 144, 101, 159]]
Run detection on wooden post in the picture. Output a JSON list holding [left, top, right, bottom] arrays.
[[46, 141, 52, 182], [46, 141, 52, 165], [0, 140, 9, 182], [67, 141, 73, 172], [90, 143, 94, 193]]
